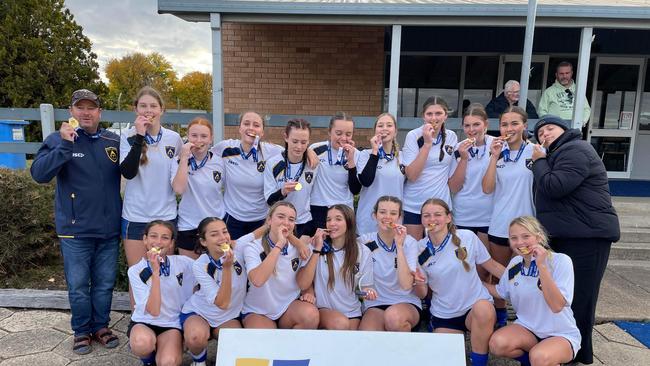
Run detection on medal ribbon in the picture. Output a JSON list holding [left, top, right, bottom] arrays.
[[285, 158, 305, 182], [327, 141, 347, 166], [468, 144, 487, 159], [520, 259, 539, 277], [266, 234, 288, 255], [144, 129, 163, 145], [240, 143, 258, 162], [503, 142, 526, 163], [208, 253, 223, 271], [189, 153, 209, 171], [426, 233, 451, 257], [378, 146, 394, 162], [147, 257, 170, 277], [376, 234, 396, 253]]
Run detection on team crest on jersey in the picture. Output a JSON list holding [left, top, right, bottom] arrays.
[[165, 146, 176, 159], [176, 272, 184, 286], [444, 145, 454, 155], [105, 147, 118, 163], [257, 161, 266, 172], [353, 262, 360, 274], [526, 158, 534, 170], [305, 171, 313, 184], [213, 171, 222, 183], [291, 258, 299, 272], [233, 261, 243, 276]]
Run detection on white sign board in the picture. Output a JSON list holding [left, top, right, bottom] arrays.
[[620, 111, 633, 129], [12, 128, 24, 141], [216, 328, 466, 366]]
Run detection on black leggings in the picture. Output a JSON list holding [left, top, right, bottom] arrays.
[[550, 237, 611, 365]]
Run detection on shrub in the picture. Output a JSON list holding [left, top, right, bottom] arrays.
[[0, 168, 58, 275]]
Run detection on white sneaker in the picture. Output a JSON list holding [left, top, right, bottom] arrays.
[[191, 361, 207, 366]]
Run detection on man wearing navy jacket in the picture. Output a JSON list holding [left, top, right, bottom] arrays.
[[31, 90, 122, 355]]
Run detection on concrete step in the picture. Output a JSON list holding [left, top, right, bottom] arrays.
[[610, 242, 650, 261], [619, 227, 650, 243], [613, 198, 650, 215], [618, 215, 650, 229]]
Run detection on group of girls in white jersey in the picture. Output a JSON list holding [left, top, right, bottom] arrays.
[[120, 86, 580, 366]]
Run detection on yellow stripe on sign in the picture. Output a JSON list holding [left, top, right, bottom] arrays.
[[57, 235, 75, 238], [236, 358, 269, 366]]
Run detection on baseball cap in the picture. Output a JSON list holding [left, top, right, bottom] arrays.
[[71, 89, 100, 107]]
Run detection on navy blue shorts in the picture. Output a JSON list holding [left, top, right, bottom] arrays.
[[457, 225, 489, 234], [309, 205, 329, 229], [121, 218, 177, 241], [224, 213, 265, 240], [403, 210, 422, 225], [127, 321, 179, 337], [176, 228, 199, 251], [121, 219, 148, 240], [296, 220, 317, 237], [429, 309, 471, 332], [488, 234, 510, 247]]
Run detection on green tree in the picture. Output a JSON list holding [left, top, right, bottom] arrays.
[[0, 0, 105, 140], [173, 71, 212, 111], [105, 52, 177, 111]]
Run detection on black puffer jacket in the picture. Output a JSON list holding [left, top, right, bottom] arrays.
[[532, 129, 620, 242]]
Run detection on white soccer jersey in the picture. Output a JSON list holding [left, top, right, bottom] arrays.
[[212, 139, 283, 222], [416, 230, 493, 318], [128, 255, 195, 328], [242, 238, 310, 320], [181, 246, 247, 328], [402, 126, 458, 214], [356, 149, 406, 235], [357, 232, 421, 309], [264, 153, 318, 224], [488, 143, 535, 238], [450, 135, 495, 227], [309, 141, 358, 208], [171, 152, 226, 231], [314, 243, 373, 318], [120, 127, 183, 222], [497, 253, 581, 356]]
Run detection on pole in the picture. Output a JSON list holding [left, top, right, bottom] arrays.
[[210, 13, 225, 143], [519, 0, 538, 106], [388, 25, 402, 117]]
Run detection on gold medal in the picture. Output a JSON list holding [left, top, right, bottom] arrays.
[[148, 247, 161, 255], [68, 117, 79, 129], [519, 247, 530, 255], [219, 243, 231, 252], [294, 182, 303, 191]]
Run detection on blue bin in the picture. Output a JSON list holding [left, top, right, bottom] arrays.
[[0, 120, 29, 169]]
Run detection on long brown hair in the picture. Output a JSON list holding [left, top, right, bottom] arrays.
[[134, 86, 165, 166], [422, 96, 449, 162], [239, 110, 266, 160], [420, 198, 470, 272], [326, 204, 359, 290], [500, 105, 529, 141]]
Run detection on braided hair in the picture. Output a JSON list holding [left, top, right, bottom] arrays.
[[133, 86, 165, 166], [421, 198, 470, 272]]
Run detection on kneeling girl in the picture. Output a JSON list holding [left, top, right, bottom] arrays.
[[127, 221, 195, 366], [487, 216, 580, 366], [297, 205, 375, 330], [241, 202, 319, 329]]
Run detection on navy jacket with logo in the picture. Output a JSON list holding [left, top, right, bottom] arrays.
[[31, 129, 122, 239]]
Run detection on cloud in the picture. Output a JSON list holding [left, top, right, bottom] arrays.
[[64, 0, 212, 81]]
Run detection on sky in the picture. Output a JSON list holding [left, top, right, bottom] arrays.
[[63, 0, 212, 82]]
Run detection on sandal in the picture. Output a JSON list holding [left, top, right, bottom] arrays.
[[73, 334, 92, 355], [93, 328, 119, 349]]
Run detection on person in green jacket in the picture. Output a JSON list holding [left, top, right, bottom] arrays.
[[538, 62, 591, 129]]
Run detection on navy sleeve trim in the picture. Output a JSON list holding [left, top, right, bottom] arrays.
[[120, 134, 144, 179]]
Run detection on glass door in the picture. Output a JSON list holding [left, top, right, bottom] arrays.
[[497, 55, 549, 110], [588, 58, 644, 178]]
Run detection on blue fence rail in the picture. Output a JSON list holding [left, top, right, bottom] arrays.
[[0, 105, 537, 155]]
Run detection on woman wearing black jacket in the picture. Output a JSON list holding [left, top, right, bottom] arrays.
[[530, 115, 620, 365]]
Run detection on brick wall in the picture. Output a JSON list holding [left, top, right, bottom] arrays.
[[222, 23, 385, 117]]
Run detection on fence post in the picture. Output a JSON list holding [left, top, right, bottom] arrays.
[[39, 104, 55, 141]]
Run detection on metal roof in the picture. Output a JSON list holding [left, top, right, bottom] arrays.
[[158, 0, 650, 28]]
